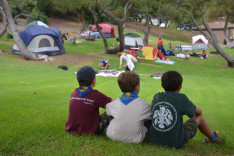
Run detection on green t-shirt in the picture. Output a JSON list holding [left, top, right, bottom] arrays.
[[148, 92, 196, 148]]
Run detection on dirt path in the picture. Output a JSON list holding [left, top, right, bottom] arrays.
[[0, 41, 14, 45]]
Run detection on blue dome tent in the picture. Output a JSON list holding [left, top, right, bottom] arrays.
[[12, 26, 65, 55]]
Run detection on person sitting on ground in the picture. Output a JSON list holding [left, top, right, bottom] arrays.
[[147, 70, 225, 148], [65, 66, 112, 135], [200, 50, 207, 59], [62, 33, 69, 40], [127, 53, 138, 68], [117, 52, 135, 71], [99, 59, 110, 70], [106, 71, 152, 143]]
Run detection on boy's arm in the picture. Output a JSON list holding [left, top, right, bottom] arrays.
[[193, 107, 202, 118], [104, 99, 114, 109]]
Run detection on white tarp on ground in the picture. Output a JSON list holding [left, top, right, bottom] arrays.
[[96, 70, 124, 77]]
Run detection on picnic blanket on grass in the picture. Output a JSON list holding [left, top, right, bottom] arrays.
[[96, 70, 124, 77], [154, 60, 175, 65]]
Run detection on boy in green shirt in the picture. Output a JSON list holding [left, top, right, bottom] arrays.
[[147, 71, 225, 148]]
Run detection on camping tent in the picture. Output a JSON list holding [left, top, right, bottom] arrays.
[[138, 45, 168, 61], [92, 24, 115, 38], [124, 33, 144, 50], [192, 35, 209, 49], [25, 20, 49, 30], [12, 26, 65, 55]]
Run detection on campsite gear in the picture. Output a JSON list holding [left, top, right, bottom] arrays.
[[138, 45, 168, 61], [25, 20, 49, 30], [151, 71, 164, 77], [176, 53, 190, 59], [203, 132, 225, 144], [138, 45, 158, 61], [192, 35, 209, 50], [58, 65, 68, 70], [7, 31, 13, 40], [92, 24, 115, 38], [124, 33, 144, 50], [12, 26, 65, 55], [77, 66, 96, 86], [136, 50, 145, 58], [154, 60, 175, 65], [127, 48, 138, 57], [161, 50, 175, 56]]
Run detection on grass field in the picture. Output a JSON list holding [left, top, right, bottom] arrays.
[[0, 32, 234, 155]]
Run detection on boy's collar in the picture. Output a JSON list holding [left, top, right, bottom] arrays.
[[119, 92, 139, 105], [77, 86, 93, 98]]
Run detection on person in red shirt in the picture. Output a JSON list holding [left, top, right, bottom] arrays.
[[65, 66, 112, 135], [201, 50, 207, 59], [157, 37, 163, 50]]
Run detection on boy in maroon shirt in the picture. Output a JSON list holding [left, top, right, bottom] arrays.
[[65, 66, 112, 135]]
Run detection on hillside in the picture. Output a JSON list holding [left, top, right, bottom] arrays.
[[6, 17, 192, 43]]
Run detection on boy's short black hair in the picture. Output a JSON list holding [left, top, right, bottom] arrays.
[[77, 66, 95, 87], [161, 71, 183, 92], [118, 71, 140, 93]]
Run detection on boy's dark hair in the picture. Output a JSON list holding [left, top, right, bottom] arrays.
[[118, 71, 140, 93], [161, 71, 183, 92], [77, 66, 96, 87]]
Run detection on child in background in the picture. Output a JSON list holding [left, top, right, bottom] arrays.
[[106, 71, 152, 143], [147, 71, 225, 148], [99, 59, 110, 70], [65, 66, 112, 135]]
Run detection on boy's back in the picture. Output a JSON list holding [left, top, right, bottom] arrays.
[[65, 88, 111, 134], [148, 91, 196, 148], [106, 97, 151, 143], [148, 70, 225, 148], [65, 66, 112, 135]]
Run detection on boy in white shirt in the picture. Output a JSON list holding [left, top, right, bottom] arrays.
[[106, 71, 152, 143]]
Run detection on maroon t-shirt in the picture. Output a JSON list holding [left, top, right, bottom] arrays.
[[65, 88, 112, 135]]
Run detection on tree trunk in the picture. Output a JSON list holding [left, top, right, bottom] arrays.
[[97, 0, 134, 54], [0, 6, 7, 37], [143, 14, 150, 45], [1, 0, 39, 60], [223, 11, 234, 48], [89, 6, 109, 53], [78, 9, 85, 32], [158, 18, 161, 37]]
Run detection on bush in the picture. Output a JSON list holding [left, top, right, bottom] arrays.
[[30, 7, 48, 23]]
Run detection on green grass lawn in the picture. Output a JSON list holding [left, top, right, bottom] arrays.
[[0, 32, 234, 155]]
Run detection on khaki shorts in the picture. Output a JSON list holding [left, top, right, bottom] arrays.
[[184, 118, 198, 140]]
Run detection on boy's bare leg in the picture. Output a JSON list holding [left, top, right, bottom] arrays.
[[193, 114, 213, 138]]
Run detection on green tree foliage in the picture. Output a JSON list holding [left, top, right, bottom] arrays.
[[30, 7, 48, 23], [37, 0, 53, 16], [8, 0, 37, 17]]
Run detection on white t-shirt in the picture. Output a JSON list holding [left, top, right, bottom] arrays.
[[127, 54, 137, 64], [106, 97, 152, 143], [120, 54, 135, 71]]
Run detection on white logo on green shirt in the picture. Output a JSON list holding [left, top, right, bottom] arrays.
[[152, 101, 177, 132]]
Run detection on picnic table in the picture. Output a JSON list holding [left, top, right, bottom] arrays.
[[175, 45, 193, 53]]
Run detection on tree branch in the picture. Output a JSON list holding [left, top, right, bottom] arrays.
[[89, 6, 109, 52], [13, 13, 32, 23], [0, 9, 8, 37], [223, 11, 231, 43], [200, 6, 218, 43]]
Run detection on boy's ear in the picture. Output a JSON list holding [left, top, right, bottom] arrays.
[[134, 84, 140, 93], [161, 83, 163, 88], [177, 84, 182, 92]]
